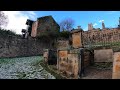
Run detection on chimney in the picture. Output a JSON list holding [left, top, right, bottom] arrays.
[[78, 26, 81, 29], [88, 24, 91, 30], [88, 23, 93, 30], [91, 23, 93, 30], [102, 21, 105, 29]]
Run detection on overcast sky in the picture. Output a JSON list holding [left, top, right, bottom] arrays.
[[2, 11, 120, 34]]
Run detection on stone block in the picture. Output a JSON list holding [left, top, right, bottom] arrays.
[[112, 52, 120, 79], [72, 32, 82, 48], [94, 49, 113, 62]]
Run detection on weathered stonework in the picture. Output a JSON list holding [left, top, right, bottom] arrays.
[[112, 52, 120, 79], [0, 35, 55, 58], [31, 16, 60, 37], [71, 29, 83, 48], [43, 49, 49, 63], [94, 49, 113, 62], [83, 28, 120, 44], [57, 49, 79, 79], [43, 49, 57, 65], [57, 39, 69, 50], [31, 21, 38, 37], [57, 48, 92, 79]]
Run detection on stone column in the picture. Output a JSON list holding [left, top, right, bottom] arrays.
[[102, 21, 105, 29], [71, 30, 83, 48]]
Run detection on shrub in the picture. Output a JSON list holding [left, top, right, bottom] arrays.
[[0, 28, 16, 36], [37, 30, 59, 42], [59, 31, 70, 39]]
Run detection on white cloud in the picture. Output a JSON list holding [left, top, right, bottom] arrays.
[[93, 23, 98, 27], [99, 20, 104, 23], [107, 11, 119, 14], [2, 11, 37, 34]]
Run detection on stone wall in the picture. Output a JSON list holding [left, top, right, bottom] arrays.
[[0, 35, 54, 58], [57, 39, 69, 50], [94, 49, 113, 62], [43, 49, 57, 65], [71, 30, 83, 48], [112, 52, 120, 79], [57, 48, 92, 79], [57, 49, 79, 79], [83, 28, 120, 44], [31, 16, 60, 37]]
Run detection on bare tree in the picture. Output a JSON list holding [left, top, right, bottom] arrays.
[[60, 18, 74, 31], [0, 11, 8, 28]]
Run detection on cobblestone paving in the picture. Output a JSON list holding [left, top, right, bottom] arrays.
[[0, 56, 55, 79]]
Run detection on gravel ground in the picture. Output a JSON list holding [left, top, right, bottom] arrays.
[[0, 56, 55, 79], [81, 66, 112, 79]]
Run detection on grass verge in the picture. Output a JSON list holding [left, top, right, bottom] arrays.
[[39, 60, 66, 79]]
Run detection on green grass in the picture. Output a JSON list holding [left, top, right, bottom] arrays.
[[93, 62, 113, 70], [39, 60, 66, 79], [16, 72, 27, 79], [91, 41, 120, 47], [0, 59, 10, 64]]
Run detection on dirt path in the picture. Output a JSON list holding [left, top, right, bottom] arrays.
[[81, 66, 112, 79]]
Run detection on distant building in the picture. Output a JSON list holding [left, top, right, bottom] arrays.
[[71, 17, 120, 44], [88, 23, 93, 30], [24, 15, 60, 38]]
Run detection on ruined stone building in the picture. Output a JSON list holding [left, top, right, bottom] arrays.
[[82, 18, 120, 45], [24, 15, 60, 38]]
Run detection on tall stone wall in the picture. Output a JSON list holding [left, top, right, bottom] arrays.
[[31, 16, 60, 37], [0, 35, 54, 58], [83, 28, 120, 44]]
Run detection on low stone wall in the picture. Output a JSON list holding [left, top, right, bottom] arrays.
[[94, 49, 113, 62]]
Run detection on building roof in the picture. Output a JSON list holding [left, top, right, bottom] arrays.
[[26, 19, 34, 25], [37, 15, 53, 20], [71, 29, 83, 33]]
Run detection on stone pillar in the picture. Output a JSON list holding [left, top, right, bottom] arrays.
[[102, 21, 105, 29], [71, 30, 83, 48], [43, 49, 49, 64], [112, 52, 120, 79], [78, 26, 81, 29]]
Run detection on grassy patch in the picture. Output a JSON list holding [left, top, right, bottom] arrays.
[[0, 59, 9, 64], [39, 60, 66, 79], [16, 72, 27, 79], [93, 62, 113, 70]]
